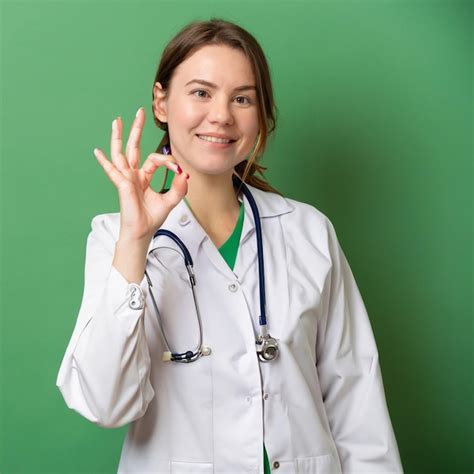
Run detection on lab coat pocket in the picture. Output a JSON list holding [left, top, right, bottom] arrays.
[[170, 460, 213, 473], [295, 453, 341, 474]]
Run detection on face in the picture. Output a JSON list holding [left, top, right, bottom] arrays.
[[153, 44, 260, 178]]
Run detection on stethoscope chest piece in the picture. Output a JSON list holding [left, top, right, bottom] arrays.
[[162, 345, 212, 363], [256, 335, 279, 362]]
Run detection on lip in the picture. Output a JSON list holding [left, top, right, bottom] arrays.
[[196, 133, 237, 141], [196, 134, 236, 149]]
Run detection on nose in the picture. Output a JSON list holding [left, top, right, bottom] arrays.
[[207, 95, 234, 126]]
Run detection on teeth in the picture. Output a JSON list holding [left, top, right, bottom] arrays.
[[198, 135, 232, 144]]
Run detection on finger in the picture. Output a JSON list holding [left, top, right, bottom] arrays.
[[141, 153, 182, 181], [93, 148, 127, 189], [125, 107, 145, 169], [110, 117, 129, 171]]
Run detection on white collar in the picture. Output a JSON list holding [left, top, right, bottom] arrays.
[[147, 183, 294, 256]]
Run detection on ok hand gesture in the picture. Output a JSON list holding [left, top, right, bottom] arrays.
[[93, 107, 189, 242]]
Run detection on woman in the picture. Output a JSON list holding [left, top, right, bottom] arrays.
[[56, 18, 403, 474]]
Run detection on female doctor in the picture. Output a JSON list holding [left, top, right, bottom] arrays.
[[56, 18, 403, 474]]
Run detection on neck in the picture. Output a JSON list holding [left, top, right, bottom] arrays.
[[184, 170, 241, 231]]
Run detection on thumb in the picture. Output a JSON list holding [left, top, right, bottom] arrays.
[[162, 170, 189, 208]]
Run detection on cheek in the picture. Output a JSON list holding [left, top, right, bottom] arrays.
[[241, 111, 260, 136], [169, 98, 202, 127]]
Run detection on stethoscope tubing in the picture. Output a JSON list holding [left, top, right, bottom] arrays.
[[233, 174, 268, 332], [146, 257, 204, 362]]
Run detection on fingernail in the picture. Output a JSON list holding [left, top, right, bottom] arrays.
[[112, 119, 116, 130], [176, 164, 183, 174], [136, 107, 142, 117]]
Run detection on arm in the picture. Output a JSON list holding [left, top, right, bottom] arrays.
[[55, 214, 155, 428], [316, 217, 403, 473]]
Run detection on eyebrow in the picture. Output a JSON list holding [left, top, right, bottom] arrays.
[[184, 78, 257, 92]]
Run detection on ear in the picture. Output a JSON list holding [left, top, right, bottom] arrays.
[[153, 81, 168, 123]]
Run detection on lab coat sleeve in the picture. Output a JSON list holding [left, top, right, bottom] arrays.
[[315, 217, 403, 473], [56, 214, 155, 428]]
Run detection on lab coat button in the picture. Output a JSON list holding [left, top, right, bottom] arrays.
[[273, 461, 280, 469], [179, 214, 190, 225], [263, 393, 269, 400], [228, 283, 238, 292], [246, 396, 252, 403], [127, 284, 144, 310]]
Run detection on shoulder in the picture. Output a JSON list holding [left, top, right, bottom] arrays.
[[276, 193, 336, 237], [284, 195, 330, 225], [247, 184, 331, 231], [242, 184, 339, 260], [264, 192, 340, 251], [247, 184, 338, 243]]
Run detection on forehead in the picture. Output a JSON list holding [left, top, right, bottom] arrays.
[[172, 44, 255, 86]]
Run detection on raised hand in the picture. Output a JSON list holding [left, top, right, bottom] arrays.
[[93, 107, 188, 242]]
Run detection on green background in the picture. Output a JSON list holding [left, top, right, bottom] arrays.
[[1, 1, 472, 473]]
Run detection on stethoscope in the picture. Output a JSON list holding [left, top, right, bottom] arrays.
[[143, 144, 279, 364]]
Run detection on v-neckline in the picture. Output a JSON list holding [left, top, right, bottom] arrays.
[[183, 197, 244, 250]]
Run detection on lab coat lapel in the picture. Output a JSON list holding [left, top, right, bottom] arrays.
[[146, 199, 207, 281], [200, 183, 296, 281], [232, 190, 257, 281], [234, 184, 295, 282]]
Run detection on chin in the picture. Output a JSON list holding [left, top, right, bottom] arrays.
[[202, 167, 235, 176], [188, 155, 237, 174]]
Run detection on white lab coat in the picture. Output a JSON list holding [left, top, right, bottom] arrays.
[[56, 183, 403, 474]]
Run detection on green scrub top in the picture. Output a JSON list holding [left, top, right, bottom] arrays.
[[163, 171, 272, 474]]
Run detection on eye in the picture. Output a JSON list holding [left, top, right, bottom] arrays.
[[191, 89, 210, 99], [234, 96, 252, 105], [190, 89, 253, 105]]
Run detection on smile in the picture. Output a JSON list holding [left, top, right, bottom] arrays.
[[197, 135, 236, 144]]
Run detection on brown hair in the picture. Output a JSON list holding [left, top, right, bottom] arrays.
[[151, 18, 283, 196]]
